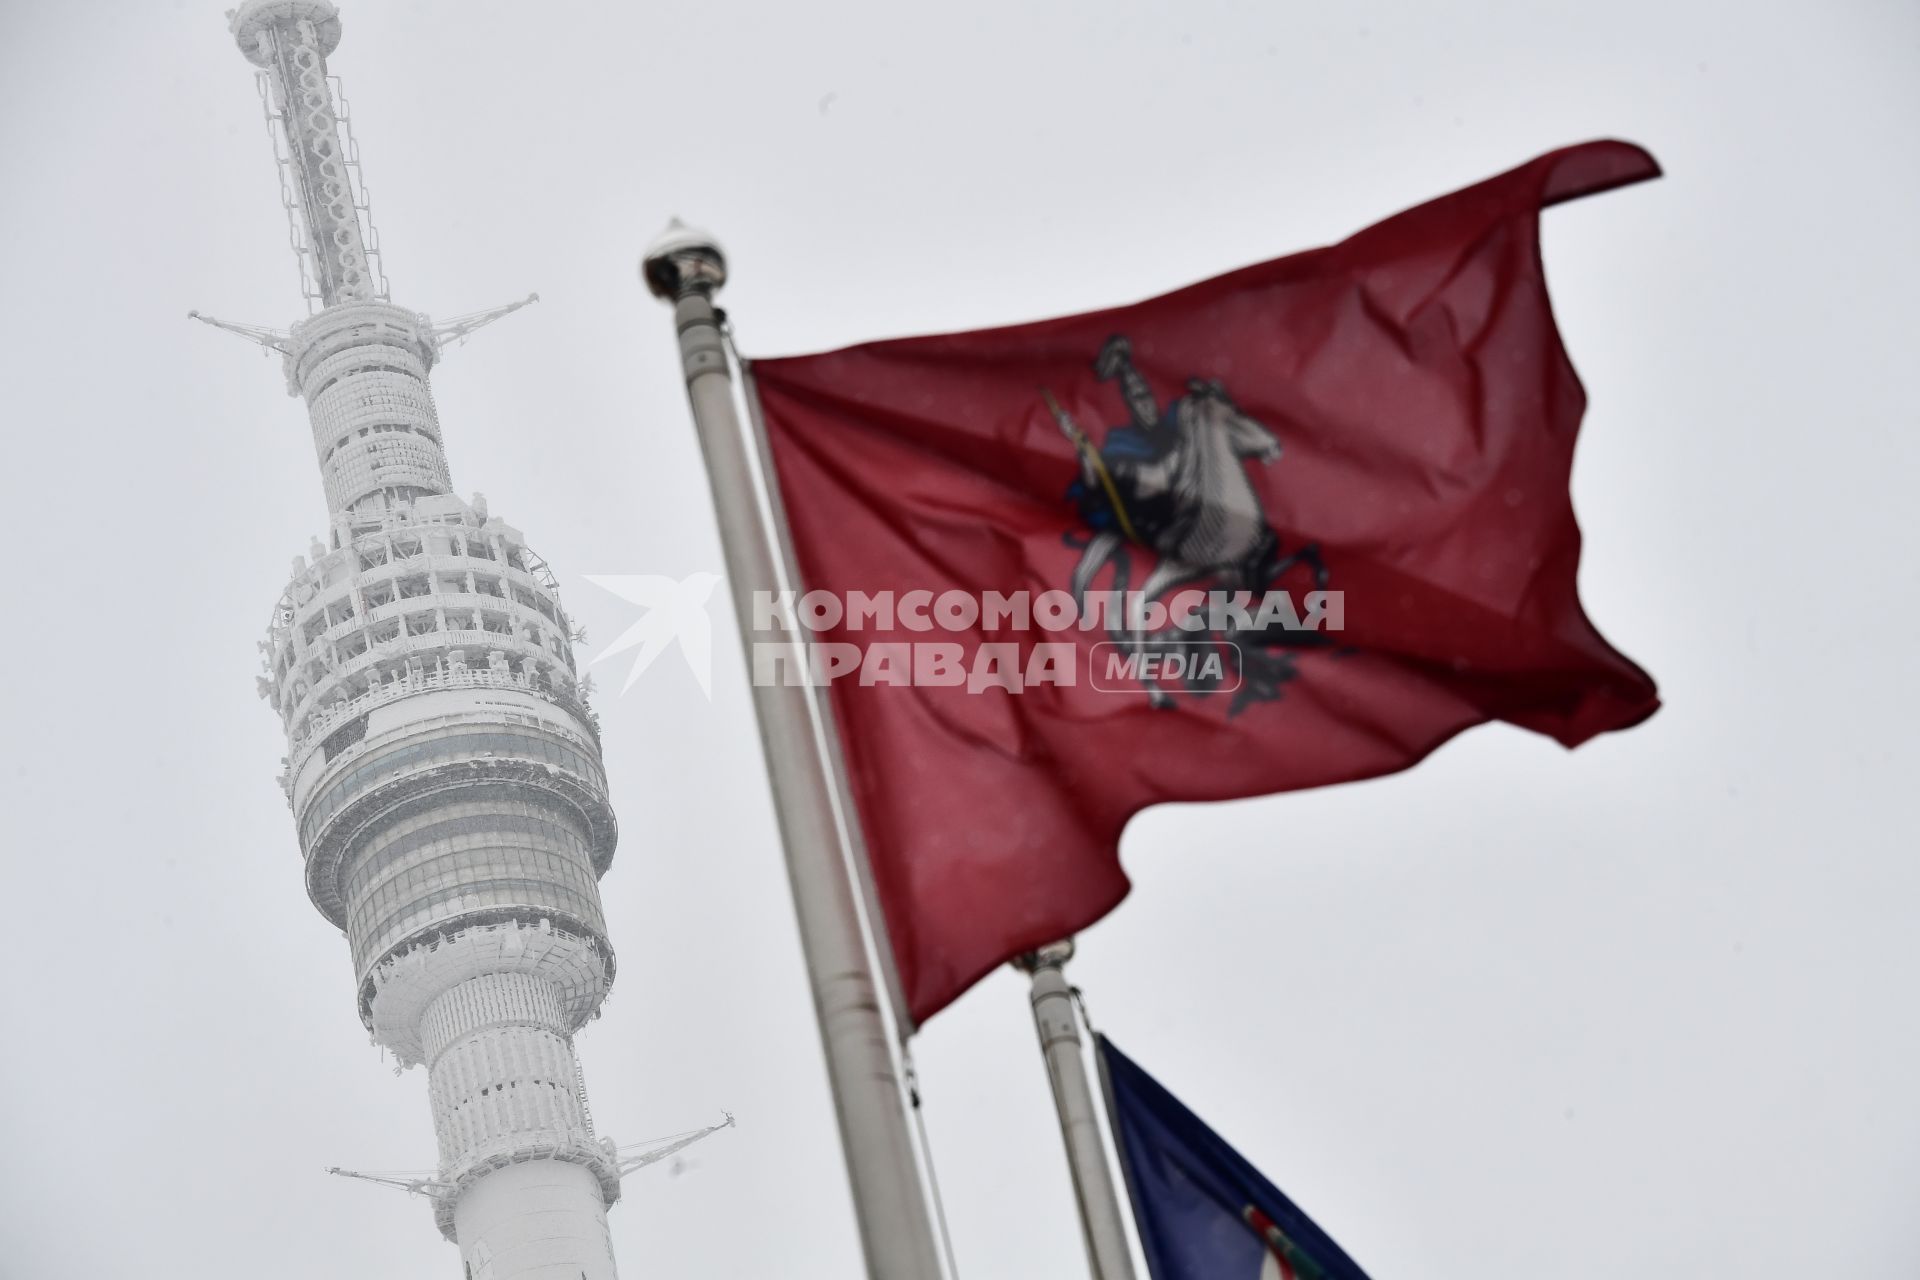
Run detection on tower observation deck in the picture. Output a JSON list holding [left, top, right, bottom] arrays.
[[217, 3, 627, 1275]]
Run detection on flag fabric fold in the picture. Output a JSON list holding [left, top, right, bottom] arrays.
[[752, 141, 1661, 1024], [1098, 1034, 1373, 1280]]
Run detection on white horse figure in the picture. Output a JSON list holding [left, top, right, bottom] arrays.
[[1062, 339, 1320, 707]]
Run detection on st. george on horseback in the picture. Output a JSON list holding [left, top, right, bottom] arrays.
[[1048, 334, 1330, 711]]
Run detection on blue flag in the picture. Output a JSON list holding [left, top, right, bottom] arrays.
[[1098, 1035, 1375, 1280]]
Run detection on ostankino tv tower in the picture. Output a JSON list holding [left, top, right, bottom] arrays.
[[195, 4, 720, 1275]]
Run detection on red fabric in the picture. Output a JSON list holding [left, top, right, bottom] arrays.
[[752, 141, 1662, 1025]]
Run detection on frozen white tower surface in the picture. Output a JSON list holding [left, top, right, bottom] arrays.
[[226, 3, 624, 1275]]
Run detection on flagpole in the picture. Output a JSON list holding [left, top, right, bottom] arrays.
[[1014, 940, 1139, 1280], [734, 350, 918, 1042], [642, 221, 945, 1280]]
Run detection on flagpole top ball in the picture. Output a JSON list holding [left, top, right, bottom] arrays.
[[642, 218, 727, 300], [1012, 939, 1077, 973]]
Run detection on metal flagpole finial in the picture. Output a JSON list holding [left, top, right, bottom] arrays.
[[1013, 937, 1077, 973], [642, 217, 727, 301]]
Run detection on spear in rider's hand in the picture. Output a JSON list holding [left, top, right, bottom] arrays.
[[1041, 388, 1141, 544]]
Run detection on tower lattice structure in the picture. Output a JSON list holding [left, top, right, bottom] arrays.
[[223, 4, 625, 1275]]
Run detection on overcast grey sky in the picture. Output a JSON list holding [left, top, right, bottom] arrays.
[[2, 1, 1916, 1276]]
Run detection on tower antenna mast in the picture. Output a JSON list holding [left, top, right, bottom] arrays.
[[197, 6, 650, 1276]]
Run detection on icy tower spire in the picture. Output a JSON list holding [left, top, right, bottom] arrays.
[[226, 4, 625, 1274]]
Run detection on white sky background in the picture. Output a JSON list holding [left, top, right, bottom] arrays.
[[1, 0, 1915, 1276]]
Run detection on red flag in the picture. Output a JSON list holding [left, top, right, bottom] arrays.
[[752, 141, 1661, 1024]]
